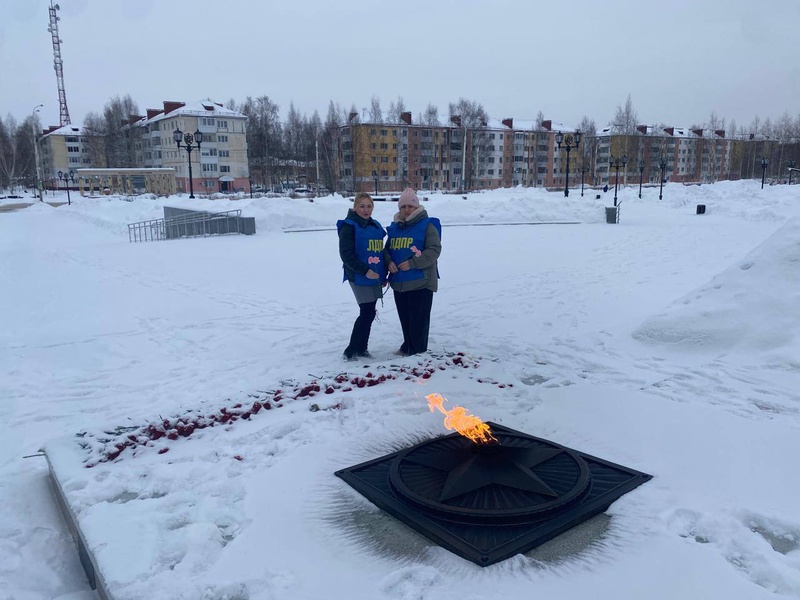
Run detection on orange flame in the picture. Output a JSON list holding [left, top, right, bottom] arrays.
[[426, 393, 497, 445]]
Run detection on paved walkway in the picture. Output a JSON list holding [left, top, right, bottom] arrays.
[[0, 201, 67, 213]]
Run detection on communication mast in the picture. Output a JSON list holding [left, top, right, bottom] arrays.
[[47, 1, 71, 126]]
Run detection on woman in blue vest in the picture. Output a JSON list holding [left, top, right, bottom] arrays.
[[337, 192, 387, 360], [385, 188, 442, 356]]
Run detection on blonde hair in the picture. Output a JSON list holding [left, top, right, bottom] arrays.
[[353, 192, 373, 209]]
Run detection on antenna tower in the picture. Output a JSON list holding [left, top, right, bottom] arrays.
[[47, 1, 71, 125]]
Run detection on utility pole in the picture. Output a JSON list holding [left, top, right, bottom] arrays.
[[315, 136, 321, 195], [31, 105, 44, 201]]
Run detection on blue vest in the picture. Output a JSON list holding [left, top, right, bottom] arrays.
[[387, 217, 441, 283], [337, 218, 386, 285]]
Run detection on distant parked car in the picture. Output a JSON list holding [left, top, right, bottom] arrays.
[[291, 187, 313, 198]]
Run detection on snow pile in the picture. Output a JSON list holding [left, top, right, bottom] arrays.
[[633, 216, 800, 363]]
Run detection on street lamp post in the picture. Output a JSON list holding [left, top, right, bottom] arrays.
[[57, 169, 75, 205], [249, 177, 254, 198], [172, 128, 203, 198], [555, 130, 582, 197], [638, 160, 645, 198], [580, 163, 589, 197], [659, 157, 667, 200], [373, 171, 379, 195], [788, 160, 797, 185], [31, 104, 44, 202], [761, 157, 769, 189], [610, 155, 628, 207]]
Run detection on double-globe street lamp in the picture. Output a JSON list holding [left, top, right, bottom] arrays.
[[659, 156, 668, 200], [555, 130, 582, 197], [761, 157, 769, 189], [610, 155, 628, 207], [57, 169, 75, 205], [173, 128, 203, 198]]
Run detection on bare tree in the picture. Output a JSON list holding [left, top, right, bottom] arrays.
[[317, 101, 343, 192], [612, 93, 638, 133], [0, 114, 37, 191], [241, 95, 281, 189], [386, 96, 406, 124], [82, 111, 107, 169], [448, 97, 488, 128], [100, 94, 139, 167], [422, 103, 440, 126], [369, 96, 383, 123]]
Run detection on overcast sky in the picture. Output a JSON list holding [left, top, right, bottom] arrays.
[[2, 0, 798, 131]]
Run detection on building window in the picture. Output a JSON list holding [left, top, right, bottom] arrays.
[[217, 120, 228, 129], [220, 165, 231, 172], [218, 135, 228, 142], [219, 150, 229, 157]]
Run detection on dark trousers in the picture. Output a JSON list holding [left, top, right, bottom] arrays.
[[394, 288, 434, 355], [345, 301, 377, 357]]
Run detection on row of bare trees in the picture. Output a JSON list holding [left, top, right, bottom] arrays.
[[0, 114, 39, 192]]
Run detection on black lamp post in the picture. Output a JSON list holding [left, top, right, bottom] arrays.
[[57, 169, 75, 205], [555, 130, 582, 197], [249, 177, 254, 198], [788, 160, 797, 185], [580, 163, 589, 197], [638, 160, 645, 198], [173, 128, 203, 198], [610, 155, 628, 207], [373, 171, 379, 195], [761, 157, 769, 189], [659, 157, 667, 200]]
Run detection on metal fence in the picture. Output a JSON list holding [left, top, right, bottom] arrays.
[[128, 209, 244, 242]]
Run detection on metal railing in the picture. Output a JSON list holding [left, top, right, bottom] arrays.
[[128, 209, 243, 242]]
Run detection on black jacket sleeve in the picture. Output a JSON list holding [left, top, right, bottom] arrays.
[[338, 222, 368, 278]]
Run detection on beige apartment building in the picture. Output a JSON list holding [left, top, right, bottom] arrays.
[[38, 124, 106, 188], [127, 100, 250, 194]]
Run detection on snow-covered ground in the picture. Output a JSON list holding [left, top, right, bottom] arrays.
[[2, 181, 800, 599]]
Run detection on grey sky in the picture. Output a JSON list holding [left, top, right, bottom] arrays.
[[2, 0, 798, 131]]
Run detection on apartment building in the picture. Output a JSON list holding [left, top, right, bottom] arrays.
[[126, 100, 249, 194], [38, 124, 106, 186], [339, 112, 461, 194], [340, 111, 798, 195], [338, 114, 581, 193], [592, 125, 749, 188]]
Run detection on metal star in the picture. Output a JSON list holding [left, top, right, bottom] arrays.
[[404, 443, 563, 502]]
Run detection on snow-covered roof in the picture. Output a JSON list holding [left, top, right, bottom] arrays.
[[144, 99, 245, 125], [40, 124, 100, 139]]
